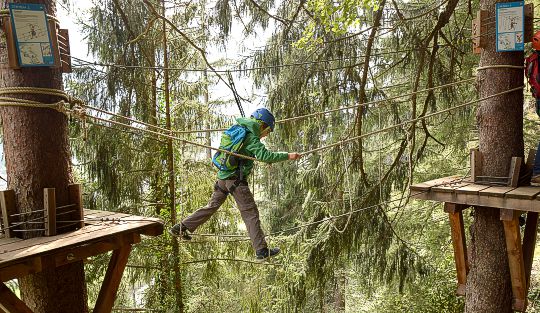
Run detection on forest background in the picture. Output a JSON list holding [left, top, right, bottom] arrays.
[[3, 0, 540, 312]]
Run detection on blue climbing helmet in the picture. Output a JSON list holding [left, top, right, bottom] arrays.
[[250, 108, 275, 131]]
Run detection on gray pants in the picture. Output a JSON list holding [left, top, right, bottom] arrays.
[[182, 179, 267, 251]]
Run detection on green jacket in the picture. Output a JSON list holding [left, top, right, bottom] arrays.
[[217, 117, 289, 180]]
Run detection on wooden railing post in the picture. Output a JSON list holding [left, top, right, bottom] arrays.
[[522, 212, 538, 288], [68, 184, 84, 229], [501, 209, 528, 312], [444, 203, 469, 295], [44, 188, 56, 236], [0, 190, 17, 238]]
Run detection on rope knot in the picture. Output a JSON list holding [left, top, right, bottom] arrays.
[[67, 95, 85, 106], [70, 105, 88, 120], [55, 100, 69, 115]]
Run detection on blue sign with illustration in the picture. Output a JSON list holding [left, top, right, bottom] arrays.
[[496, 1, 525, 52], [8, 3, 55, 67]]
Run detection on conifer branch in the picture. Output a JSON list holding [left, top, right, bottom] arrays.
[[284, 0, 306, 39], [111, 0, 155, 66], [247, 0, 290, 26], [352, 0, 386, 188], [142, 0, 236, 94]]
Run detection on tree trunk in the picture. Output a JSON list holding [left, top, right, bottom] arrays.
[[333, 272, 346, 311], [0, 1, 88, 312], [162, 1, 183, 311], [465, 0, 524, 311]]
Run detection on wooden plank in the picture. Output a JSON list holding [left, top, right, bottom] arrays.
[[414, 189, 540, 213], [500, 209, 522, 221], [471, 149, 481, 182], [68, 184, 84, 230], [0, 220, 149, 256], [94, 245, 133, 313], [0, 191, 16, 239], [48, 19, 61, 69], [522, 212, 538, 289], [0, 237, 22, 249], [448, 210, 468, 296], [43, 188, 56, 237], [53, 233, 140, 268], [2, 17, 20, 69], [0, 219, 162, 271], [508, 157, 522, 188], [502, 215, 528, 312], [0, 258, 41, 282], [443, 203, 468, 213], [410, 176, 462, 192], [432, 182, 472, 193], [520, 149, 536, 186], [0, 226, 146, 281], [478, 186, 516, 198], [506, 187, 540, 200], [0, 282, 33, 313], [0, 211, 159, 254], [455, 184, 491, 195], [525, 4, 534, 43], [472, 11, 487, 54], [58, 29, 72, 73]]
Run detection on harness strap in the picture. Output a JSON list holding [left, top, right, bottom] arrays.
[[229, 162, 245, 194], [214, 182, 229, 195]]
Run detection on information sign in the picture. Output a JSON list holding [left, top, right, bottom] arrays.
[[496, 1, 525, 52], [8, 3, 55, 66]]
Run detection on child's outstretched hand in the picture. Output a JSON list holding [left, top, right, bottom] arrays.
[[288, 153, 302, 160]]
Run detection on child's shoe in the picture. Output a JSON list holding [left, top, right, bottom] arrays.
[[256, 247, 280, 260], [531, 174, 540, 186], [169, 223, 192, 240]]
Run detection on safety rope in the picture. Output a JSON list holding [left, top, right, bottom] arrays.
[[0, 84, 524, 162], [182, 175, 470, 240], [476, 65, 524, 71], [173, 77, 477, 134], [299, 85, 524, 156]]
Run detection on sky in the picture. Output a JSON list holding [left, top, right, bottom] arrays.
[[57, 0, 266, 116], [0, 1, 274, 188]]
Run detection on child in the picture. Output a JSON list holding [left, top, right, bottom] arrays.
[[169, 108, 301, 260], [526, 31, 540, 184]]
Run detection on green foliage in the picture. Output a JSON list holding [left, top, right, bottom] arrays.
[[296, 0, 380, 49], [61, 0, 530, 312]]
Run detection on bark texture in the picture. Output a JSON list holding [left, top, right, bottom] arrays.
[[465, 0, 524, 311], [0, 1, 88, 312]]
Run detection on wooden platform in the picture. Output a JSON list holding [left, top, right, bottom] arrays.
[[410, 175, 540, 212], [410, 175, 539, 312], [0, 209, 162, 280], [0, 209, 163, 313]]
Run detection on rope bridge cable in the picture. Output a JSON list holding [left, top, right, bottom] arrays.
[[0, 176, 468, 244], [173, 76, 477, 134], [82, 84, 511, 160], [181, 175, 470, 241], [69, 46, 449, 74], [87, 114, 259, 161], [0, 85, 523, 163], [0, 87, 258, 161], [77, 76, 413, 136], [299, 85, 524, 156], [476, 65, 524, 71]]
